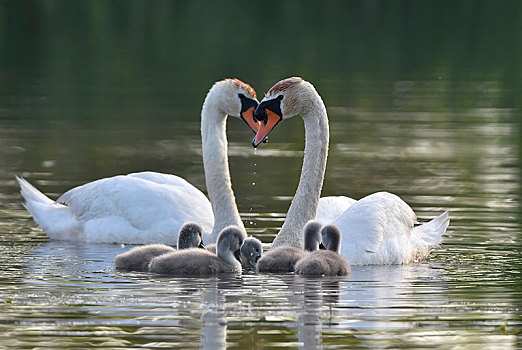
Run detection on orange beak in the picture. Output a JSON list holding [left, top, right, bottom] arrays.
[[253, 109, 282, 147], [241, 107, 260, 133]]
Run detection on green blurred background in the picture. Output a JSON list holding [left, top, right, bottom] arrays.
[[2, 0, 521, 107], [1, 0, 521, 213], [0, 3, 521, 347]]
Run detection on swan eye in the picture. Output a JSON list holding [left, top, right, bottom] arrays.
[[277, 95, 284, 101]]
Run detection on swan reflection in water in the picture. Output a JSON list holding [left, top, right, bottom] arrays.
[[20, 241, 448, 348]]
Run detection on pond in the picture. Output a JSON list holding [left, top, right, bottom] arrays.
[[0, 2, 521, 349]]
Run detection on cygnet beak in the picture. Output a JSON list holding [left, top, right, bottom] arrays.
[[233, 249, 241, 262]]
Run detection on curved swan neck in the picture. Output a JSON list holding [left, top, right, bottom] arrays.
[[329, 237, 341, 254], [323, 226, 342, 253], [303, 221, 322, 251], [270, 96, 329, 250], [201, 95, 244, 243], [217, 238, 237, 265]]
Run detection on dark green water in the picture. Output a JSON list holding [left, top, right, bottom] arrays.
[[0, 1, 521, 348]]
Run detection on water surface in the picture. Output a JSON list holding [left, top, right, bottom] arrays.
[[0, 2, 521, 348]]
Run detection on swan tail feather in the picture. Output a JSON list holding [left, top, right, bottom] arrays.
[[16, 176, 53, 206], [413, 210, 450, 250], [16, 176, 81, 240]]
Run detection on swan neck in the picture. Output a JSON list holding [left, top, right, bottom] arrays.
[[304, 233, 320, 252], [271, 99, 329, 249], [328, 235, 341, 254], [201, 98, 244, 243], [332, 240, 341, 254], [217, 239, 236, 265]]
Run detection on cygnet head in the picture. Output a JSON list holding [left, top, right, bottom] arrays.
[[177, 222, 204, 250], [321, 224, 342, 254], [303, 220, 323, 252], [208, 79, 260, 133], [253, 77, 320, 147], [240, 236, 263, 269], [216, 225, 246, 265]]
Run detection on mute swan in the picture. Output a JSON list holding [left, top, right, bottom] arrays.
[[240, 236, 263, 270], [206, 236, 262, 269], [295, 224, 350, 276], [148, 225, 245, 275], [16, 79, 260, 245], [257, 220, 322, 273], [252, 77, 450, 265], [114, 222, 204, 271], [176, 221, 205, 250]]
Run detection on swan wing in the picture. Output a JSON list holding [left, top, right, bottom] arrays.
[[57, 173, 213, 243], [127, 171, 196, 186], [334, 192, 416, 264], [410, 210, 450, 258], [315, 196, 357, 224]]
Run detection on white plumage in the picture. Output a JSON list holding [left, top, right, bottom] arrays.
[[17, 173, 212, 244], [315, 196, 356, 225], [255, 77, 449, 264], [17, 79, 259, 244], [332, 192, 449, 265]]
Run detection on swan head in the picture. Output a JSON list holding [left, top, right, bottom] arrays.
[[303, 220, 323, 252], [210, 79, 260, 133], [320, 224, 342, 254], [252, 77, 317, 147], [240, 236, 263, 269], [216, 225, 246, 265], [177, 221, 205, 250]]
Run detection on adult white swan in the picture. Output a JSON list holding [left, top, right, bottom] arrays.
[[252, 77, 449, 265], [17, 79, 260, 245]]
